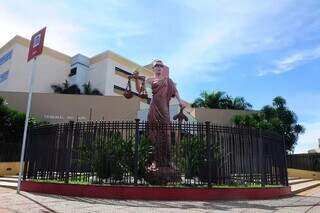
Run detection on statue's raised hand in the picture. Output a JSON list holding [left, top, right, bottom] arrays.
[[133, 70, 139, 79]]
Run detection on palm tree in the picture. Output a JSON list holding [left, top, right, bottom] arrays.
[[231, 97, 252, 110], [51, 80, 81, 94], [191, 91, 229, 108], [82, 81, 103, 96], [191, 90, 252, 110], [272, 96, 286, 109]]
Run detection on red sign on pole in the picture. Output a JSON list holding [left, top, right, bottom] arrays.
[[27, 27, 46, 62]]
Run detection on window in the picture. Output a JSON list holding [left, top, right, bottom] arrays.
[[0, 71, 9, 83], [69, 67, 77, 77], [115, 67, 131, 75], [0, 50, 13, 66]]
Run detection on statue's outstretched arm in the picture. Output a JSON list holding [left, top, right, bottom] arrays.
[[175, 88, 187, 108]]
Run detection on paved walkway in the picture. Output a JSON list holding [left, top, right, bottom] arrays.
[[0, 187, 320, 212]]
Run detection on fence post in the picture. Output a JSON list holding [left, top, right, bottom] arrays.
[[282, 133, 289, 186], [134, 119, 140, 185], [65, 121, 75, 184], [206, 121, 212, 187], [259, 129, 266, 187]]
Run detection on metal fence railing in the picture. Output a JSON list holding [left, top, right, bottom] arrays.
[[23, 120, 288, 187], [0, 142, 21, 162], [287, 153, 320, 171]]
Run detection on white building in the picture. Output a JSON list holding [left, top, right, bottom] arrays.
[[0, 35, 152, 96], [0, 35, 192, 122], [0, 36, 254, 125]]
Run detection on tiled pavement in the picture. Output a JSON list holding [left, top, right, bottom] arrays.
[[0, 186, 320, 213]]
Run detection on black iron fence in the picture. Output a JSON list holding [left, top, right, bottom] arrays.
[[287, 153, 320, 171], [23, 120, 288, 186], [0, 142, 21, 162]]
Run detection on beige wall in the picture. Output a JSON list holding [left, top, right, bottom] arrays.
[[287, 168, 320, 180], [0, 162, 20, 176], [0, 91, 141, 123], [0, 91, 255, 125], [190, 108, 255, 125]]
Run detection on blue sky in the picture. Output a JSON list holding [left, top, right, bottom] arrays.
[[1, 0, 319, 153]]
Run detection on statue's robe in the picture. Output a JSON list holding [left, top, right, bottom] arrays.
[[147, 77, 177, 167]]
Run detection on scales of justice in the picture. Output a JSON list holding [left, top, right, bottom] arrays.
[[123, 59, 188, 183]]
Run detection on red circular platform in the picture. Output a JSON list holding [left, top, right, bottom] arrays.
[[21, 181, 291, 201]]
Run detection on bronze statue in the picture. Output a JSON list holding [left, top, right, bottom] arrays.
[[127, 60, 186, 183]]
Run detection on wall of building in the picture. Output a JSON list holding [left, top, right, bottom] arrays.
[[89, 50, 154, 97], [0, 91, 141, 123], [107, 57, 154, 96], [0, 40, 70, 94], [0, 90, 255, 126], [88, 58, 108, 95], [0, 49, 12, 88], [287, 168, 320, 180], [0, 36, 154, 104], [138, 104, 197, 122], [68, 54, 90, 89], [0, 162, 20, 176], [191, 108, 255, 125]]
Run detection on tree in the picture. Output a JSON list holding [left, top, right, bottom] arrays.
[[0, 96, 47, 144], [232, 96, 305, 152], [231, 97, 253, 110], [51, 80, 81, 94], [82, 81, 103, 96], [0, 96, 47, 161], [51, 80, 103, 96], [191, 90, 252, 110]]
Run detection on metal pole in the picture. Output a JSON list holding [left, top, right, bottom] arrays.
[[205, 121, 212, 187], [17, 57, 37, 193], [259, 129, 266, 187], [134, 119, 140, 185], [282, 133, 289, 186]]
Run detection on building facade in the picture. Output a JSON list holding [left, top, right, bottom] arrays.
[[0, 35, 186, 121], [0, 35, 153, 102], [0, 35, 251, 124]]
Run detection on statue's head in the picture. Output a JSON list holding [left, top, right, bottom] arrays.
[[152, 59, 169, 78]]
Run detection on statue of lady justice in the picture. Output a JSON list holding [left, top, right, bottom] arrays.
[[130, 59, 186, 183]]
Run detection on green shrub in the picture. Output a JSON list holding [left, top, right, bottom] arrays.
[[75, 131, 153, 182], [176, 136, 206, 179]]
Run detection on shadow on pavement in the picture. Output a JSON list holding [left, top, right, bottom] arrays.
[[19, 193, 58, 213], [24, 192, 319, 212]]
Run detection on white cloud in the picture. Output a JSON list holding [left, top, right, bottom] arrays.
[[166, 0, 307, 81], [0, 0, 150, 56], [294, 122, 320, 153], [1, 0, 319, 77], [0, 1, 86, 56], [258, 46, 320, 76]]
